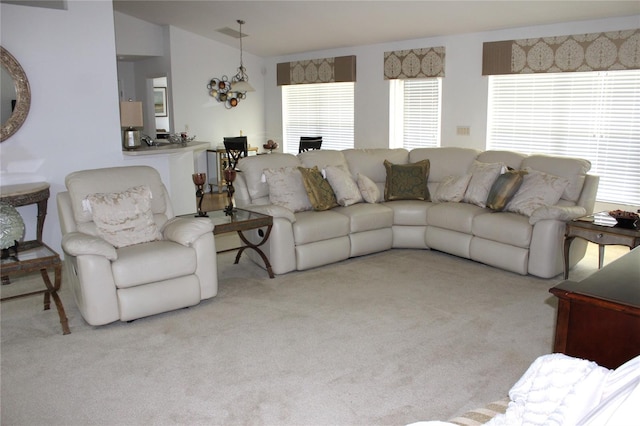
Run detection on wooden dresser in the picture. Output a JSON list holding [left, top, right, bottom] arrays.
[[550, 247, 640, 369]]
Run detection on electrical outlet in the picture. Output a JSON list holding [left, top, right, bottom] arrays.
[[457, 126, 471, 136]]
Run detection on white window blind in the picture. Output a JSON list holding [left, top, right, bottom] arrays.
[[282, 82, 354, 154], [389, 78, 441, 149], [487, 70, 640, 206]]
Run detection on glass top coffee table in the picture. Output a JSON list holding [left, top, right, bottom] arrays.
[[185, 208, 274, 278]]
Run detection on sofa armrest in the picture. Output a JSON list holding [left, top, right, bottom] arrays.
[[162, 217, 214, 247], [243, 204, 296, 223], [528, 205, 587, 225], [61, 232, 117, 261]]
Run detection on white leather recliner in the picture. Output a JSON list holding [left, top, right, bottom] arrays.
[[57, 166, 217, 326]]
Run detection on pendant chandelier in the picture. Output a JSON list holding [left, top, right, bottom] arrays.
[[207, 19, 255, 109]]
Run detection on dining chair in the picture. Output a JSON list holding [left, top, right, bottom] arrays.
[[298, 136, 323, 153]]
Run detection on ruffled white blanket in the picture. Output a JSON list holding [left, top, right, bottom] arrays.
[[407, 353, 640, 426]]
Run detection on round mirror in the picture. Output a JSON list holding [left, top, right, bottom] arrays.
[[1, 46, 31, 142]]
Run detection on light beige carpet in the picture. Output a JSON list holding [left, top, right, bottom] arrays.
[[0, 242, 625, 425]]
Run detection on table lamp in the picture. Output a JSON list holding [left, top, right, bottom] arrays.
[[120, 100, 144, 150]]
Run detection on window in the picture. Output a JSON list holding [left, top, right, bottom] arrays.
[[389, 78, 442, 149], [282, 82, 354, 154], [487, 70, 640, 205]]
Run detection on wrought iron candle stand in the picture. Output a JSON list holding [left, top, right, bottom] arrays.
[[192, 173, 208, 217], [223, 167, 237, 216]]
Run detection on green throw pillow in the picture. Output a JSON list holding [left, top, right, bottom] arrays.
[[486, 169, 527, 211], [383, 159, 430, 201], [298, 166, 338, 211]]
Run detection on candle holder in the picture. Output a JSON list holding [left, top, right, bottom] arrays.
[[192, 173, 208, 217], [223, 167, 237, 216]]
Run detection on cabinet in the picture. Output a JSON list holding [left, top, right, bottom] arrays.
[[550, 247, 640, 369]]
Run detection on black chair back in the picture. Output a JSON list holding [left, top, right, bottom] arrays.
[[298, 136, 323, 153], [223, 136, 248, 170]]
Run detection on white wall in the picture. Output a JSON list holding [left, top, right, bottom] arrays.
[[0, 1, 123, 252], [168, 25, 265, 173], [265, 15, 640, 151]]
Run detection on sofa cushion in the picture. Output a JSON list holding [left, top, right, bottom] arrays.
[[477, 150, 527, 170], [298, 166, 338, 211], [298, 150, 350, 170], [521, 155, 591, 202], [325, 165, 363, 206], [292, 210, 350, 245], [85, 185, 162, 248], [333, 203, 393, 233], [357, 173, 380, 203], [264, 166, 313, 213], [112, 240, 196, 288], [409, 147, 480, 183], [384, 159, 431, 201], [505, 168, 570, 217], [427, 202, 486, 233], [432, 173, 472, 203], [343, 148, 409, 185], [384, 200, 432, 226], [486, 169, 527, 211], [472, 211, 533, 248]]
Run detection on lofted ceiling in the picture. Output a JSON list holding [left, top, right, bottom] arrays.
[[112, 0, 640, 57]]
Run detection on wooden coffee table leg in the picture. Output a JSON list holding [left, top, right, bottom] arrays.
[[234, 225, 275, 278], [40, 265, 70, 335], [563, 235, 575, 280]]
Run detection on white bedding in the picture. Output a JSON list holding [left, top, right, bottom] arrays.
[[407, 353, 640, 426]]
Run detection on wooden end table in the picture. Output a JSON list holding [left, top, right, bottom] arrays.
[[183, 208, 274, 278], [563, 212, 640, 279], [1, 242, 71, 335]]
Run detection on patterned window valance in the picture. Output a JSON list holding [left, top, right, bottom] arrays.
[[277, 55, 356, 85], [483, 29, 640, 75], [384, 47, 445, 79]]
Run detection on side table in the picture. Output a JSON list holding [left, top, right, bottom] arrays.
[[1, 182, 50, 285], [1, 242, 71, 335], [563, 212, 640, 279]]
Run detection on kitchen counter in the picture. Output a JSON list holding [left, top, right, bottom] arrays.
[[122, 141, 210, 156]]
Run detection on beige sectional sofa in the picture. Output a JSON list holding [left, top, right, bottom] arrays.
[[233, 147, 598, 278]]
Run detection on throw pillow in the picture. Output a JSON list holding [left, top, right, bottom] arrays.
[[505, 168, 571, 217], [485, 169, 528, 211], [325, 165, 363, 206], [463, 161, 505, 208], [383, 159, 430, 201], [298, 166, 339, 211], [85, 185, 162, 248], [263, 167, 313, 212], [357, 173, 380, 203], [432, 173, 472, 203]]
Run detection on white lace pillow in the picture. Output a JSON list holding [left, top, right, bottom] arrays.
[[463, 161, 505, 208], [263, 166, 312, 213], [85, 185, 162, 248], [357, 173, 380, 203], [325, 165, 363, 206], [433, 173, 472, 203], [505, 168, 571, 217]]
